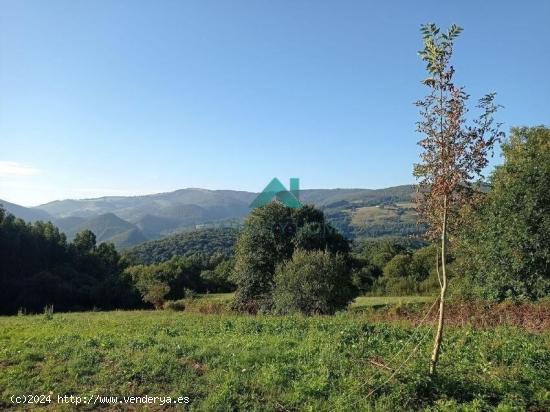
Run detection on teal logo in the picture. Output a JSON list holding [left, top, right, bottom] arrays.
[[250, 178, 302, 209]]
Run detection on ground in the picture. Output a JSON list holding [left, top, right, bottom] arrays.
[[1, 299, 548, 411]]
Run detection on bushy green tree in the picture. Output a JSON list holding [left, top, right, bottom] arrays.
[[200, 259, 235, 293], [232, 203, 349, 312], [358, 238, 408, 268], [352, 238, 420, 294], [409, 245, 437, 282], [383, 254, 413, 279], [273, 249, 356, 315], [351, 262, 382, 294], [125, 264, 172, 308], [376, 254, 415, 295], [458, 126, 550, 300], [73, 229, 97, 254]]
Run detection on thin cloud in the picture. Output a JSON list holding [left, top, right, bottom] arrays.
[[0, 161, 40, 177]]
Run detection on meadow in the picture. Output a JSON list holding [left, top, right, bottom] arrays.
[[1, 300, 548, 411]]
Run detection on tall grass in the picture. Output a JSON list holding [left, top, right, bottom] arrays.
[[1, 310, 548, 410]]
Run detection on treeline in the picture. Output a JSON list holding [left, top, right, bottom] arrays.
[[0, 210, 236, 315], [0, 214, 142, 314]]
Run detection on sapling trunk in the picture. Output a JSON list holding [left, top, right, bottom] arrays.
[[430, 195, 447, 375]]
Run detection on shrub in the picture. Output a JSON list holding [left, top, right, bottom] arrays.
[[383, 254, 413, 278], [200, 259, 235, 292], [184, 288, 197, 299], [124, 264, 171, 308], [273, 249, 356, 315], [351, 262, 381, 294], [163, 299, 186, 311], [143, 282, 170, 309]]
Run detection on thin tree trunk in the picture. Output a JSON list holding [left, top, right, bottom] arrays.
[[430, 195, 447, 375]]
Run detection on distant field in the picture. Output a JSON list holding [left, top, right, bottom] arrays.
[[395, 202, 416, 209], [197, 293, 234, 301], [351, 206, 396, 225], [351, 205, 417, 226], [194, 294, 434, 309], [1, 310, 548, 410], [351, 295, 434, 309]]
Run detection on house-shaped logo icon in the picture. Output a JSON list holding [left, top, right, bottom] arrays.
[[250, 178, 302, 209]]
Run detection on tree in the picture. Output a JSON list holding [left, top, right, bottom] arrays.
[[383, 254, 413, 279], [124, 264, 172, 309], [232, 202, 349, 313], [200, 259, 235, 293], [409, 245, 437, 282], [73, 230, 97, 254], [458, 126, 550, 300], [415, 23, 503, 374], [358, 238, 407, 268], [273, 249, 356, 315], [351, 262, 382, 294]]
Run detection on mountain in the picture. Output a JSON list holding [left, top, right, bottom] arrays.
[[36, 189, 255, 222], [0, 199, 51, 222], [50, 213, 147, 248], [2, 185, 422, 249]]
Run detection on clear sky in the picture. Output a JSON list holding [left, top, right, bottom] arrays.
[[1, 0, 548, 206]]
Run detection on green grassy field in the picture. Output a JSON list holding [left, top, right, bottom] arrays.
[[1, 309, 548, 411], [193, 294, 434, 308], [351, 295, 434, 309]]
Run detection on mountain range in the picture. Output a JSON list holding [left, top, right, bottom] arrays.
[[0, 185, 421, 248]]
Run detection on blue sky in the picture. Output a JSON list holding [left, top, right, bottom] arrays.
[[1, 0, 548, 206]]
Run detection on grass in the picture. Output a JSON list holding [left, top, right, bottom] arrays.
[[190, 294, 434, 309], [197, 293, 234, 302], [351, 295, 434, 309], [1, 309, 549, 411]]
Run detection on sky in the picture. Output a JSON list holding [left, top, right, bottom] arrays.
[[0, 0, 549, 206]]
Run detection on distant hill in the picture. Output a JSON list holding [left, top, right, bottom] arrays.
[[124, 227, 238, 264], [51, 213, 147, 248], [309, 185, 424, 239], [0, 199, 51, 222], [2, 185, 423, 248]]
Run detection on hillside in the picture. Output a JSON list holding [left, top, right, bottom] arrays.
[[314, 186, 423, 239], [0, 199, 51, 222], [124, 227, 238, 264], [3, 185, 422, 248], [51, 213, 147, 248]]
